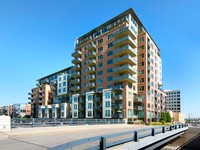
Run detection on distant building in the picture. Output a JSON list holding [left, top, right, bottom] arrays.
[[164, 90, 181, 112], [28, 67, 72, 118], [12, 103, 31, 118]]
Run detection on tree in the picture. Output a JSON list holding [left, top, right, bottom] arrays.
[[166, 112, 172, 122], [160, 112, 167, 122]]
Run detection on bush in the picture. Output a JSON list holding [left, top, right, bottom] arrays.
[[150, 122, 162, 126]]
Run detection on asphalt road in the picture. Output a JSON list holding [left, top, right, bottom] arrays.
[[0, 124, 145, 150]]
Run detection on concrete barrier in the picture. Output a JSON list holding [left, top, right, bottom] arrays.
[[0, 115, 11, 131]]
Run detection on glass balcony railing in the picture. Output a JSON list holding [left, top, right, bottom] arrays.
[[72, 57, 81, 64], [88, 42, 96, 51], [113, 35, 137, 48], [88, 59, 96, 66], [88, 51, 96, 58], [113, 44, 137, 57], [72, 50, 82, 57], [113, 26, 137, 40], [88, 67, 96, 73], [72, 71, 81, 77], [114, 54, 137, 66], [73, 64, 81, 71], [113, 74, 137, 83], [113, 64, 137, 75], [88, 74, 96, 81]]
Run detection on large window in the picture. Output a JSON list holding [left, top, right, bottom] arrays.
[[107, 34, 113, 40], [105, 110, 110, 117], [105, 92, 111, 99], [98, 47, 103, 52], [74, 97, 78, 103], [98, 38, 103, 45], [88, 111, 92, 117], [107, 59, 113, 65], [88, 95, 92, 101], [107, 68, 113, 73], [97, 70, 103, 76], [97, 79, 103, 84], [107, 76, 113, 81], [98, 54, 103, 60], [105, 101, 110, 107], [74, 104, 77, 110], [107, 42, 113, 48], [88, 103, 92, 109], [63, 82, 66, 86], [98, 62, 103, 68], [107, 51, 113, 56]]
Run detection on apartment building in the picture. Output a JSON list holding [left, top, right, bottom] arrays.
[[164, 90, 181, 112], [71, 8, 166, 123], [29, 67, 72, 118]]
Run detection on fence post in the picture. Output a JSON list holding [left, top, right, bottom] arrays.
[[175, 125, 177, 129], [100, 137, 106, 150], [170, 125, 172, 131], [162, 127, 165, 133], [152, 128, 155, 136], [134, 131, 138, 142]]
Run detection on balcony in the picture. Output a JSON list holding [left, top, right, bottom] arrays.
[[113, 35, 136, 48], [113, 95, 123, 100], [88, 51, 96, 58], [114, 55, 136, 66], [72, 50, 82, 57], [112, 104, 123, 109], [72, 78, 81, 84], [112, 85, 123, 91], [88, 67, 96, 73], [72, 71, 81, 78], [73, 64, 81, 71], [72, 57, 81, 64], [113, 26, 137, 40], [71, 86, 81, 91], [113, 64, 137, 75], [113, 45, 137, 57], [88, 59, 96, 66], [113, 74, 137, 83], [148, 90, 151, 95], [88, 74, 95, 81], [134, 106, 144, 111], [88, 42, 96, 51], [134, 96, 144, 103], [88, 82, 96, 88], [28, 92, 32, 95]]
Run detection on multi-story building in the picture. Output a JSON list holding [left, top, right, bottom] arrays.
[[164, 90, 181, 112], [29, 67, 72, 118], [71, 8, 166, 123], [12, 103, 31, 118]]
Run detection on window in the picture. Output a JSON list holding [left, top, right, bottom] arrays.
[[107, 42, 113, 48], [107, 51, 113, 56], [63, 88, 66, 93], [138, 37, 144, 43], [107, 59, 113, 65], [88, 95, 92, 101], [107, 68, 113, 73], [107, 34, 113, 40], [138, 62, 144, 67], [148, 103, 150, 108], [59, 83, 62, 87], [138, 78, 144, 83], [88, 111, 92, 117], [97, 70, 103, 76], [63, 82, 66, 86], [98, 62, 103, 68], [63, 75, 67, 80], [98, 54, 103, 60], [74, 104, 77, 110], [84, 82, 87, 87], [128, 101, 132, 107], [98, 38, 103, 45], [74, 97, 78, 102], [58, 89, 61, 93], [98, 87, 103, 92], [138, 70, 144, 75], [88, 103, 92, 109], [74, 112, 77, 117], [128, 92, 132, 98], [98, 47, 103, 52], [97, 79, 103, 84], [107, 76, 113, 81], [138, 45, 144, 51], [59, 77, 62, 82], [138, 53, 144, 59], [105, 92, 111, 99], [105, 110, 110, 117], [105, 101, 110, 107]]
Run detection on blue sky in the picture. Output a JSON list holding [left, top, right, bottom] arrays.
[[0, 0, 200, 118]]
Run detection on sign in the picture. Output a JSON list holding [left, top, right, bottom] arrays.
[[0, 115, 11, 131]]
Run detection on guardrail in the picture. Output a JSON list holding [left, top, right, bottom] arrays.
[[48, 124, 188, 150], [11, 118, 125, 128]]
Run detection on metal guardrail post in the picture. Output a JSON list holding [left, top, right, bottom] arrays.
[[134, 131, 138, 142], [162, 127, 165, 133], [152, 128, 155, 136], [170, 125, 172, 131], [100, 137, 106, 150], [175, 125, 177, 129], [32, 118, 35, 127]]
